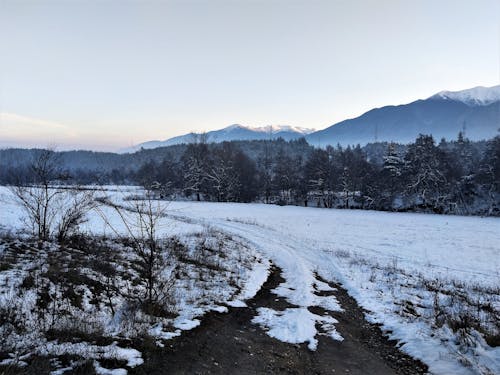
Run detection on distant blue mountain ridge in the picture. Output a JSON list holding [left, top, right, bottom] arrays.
[[120, 85, 500, 153]]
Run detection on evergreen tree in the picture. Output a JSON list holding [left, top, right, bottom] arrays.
[[404, 134, 447, 211], [378, 142, 405, 209], [272, 148, 295, 204], [305, 149, 333, 207], [233, 150, 259, 202]]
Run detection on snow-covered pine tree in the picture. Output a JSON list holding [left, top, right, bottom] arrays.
[[404, 134, 447, 210]]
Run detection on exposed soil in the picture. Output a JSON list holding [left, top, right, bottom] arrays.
[[130, 266, 428, 375]]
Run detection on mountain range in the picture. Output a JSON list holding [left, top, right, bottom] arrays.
[[121, 125, 313, 153], [121, 85, 500, 153]]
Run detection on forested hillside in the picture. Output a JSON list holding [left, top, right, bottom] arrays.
[[1, 134, 499, 215]]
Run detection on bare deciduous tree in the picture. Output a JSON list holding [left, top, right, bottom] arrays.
[[10, 149, 96, 245], [95, 188, 174, 313], [10, 149, 62, 243]]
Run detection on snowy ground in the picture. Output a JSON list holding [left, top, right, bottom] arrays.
[[1, 187, 499, 374], [163, 201, 500, 375], [0, 187, 265, 374]]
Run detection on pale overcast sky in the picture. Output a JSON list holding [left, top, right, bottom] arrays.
[[1, 0, 499, 151]]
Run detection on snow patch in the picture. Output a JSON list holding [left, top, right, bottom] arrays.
[[252, 307, 342, 350], [228, 258, 270, 308], [173, 317, 201, 331], [94, 361, 127, 375]]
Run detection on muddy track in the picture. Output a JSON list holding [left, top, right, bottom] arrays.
[[130, 266, 428, 375]]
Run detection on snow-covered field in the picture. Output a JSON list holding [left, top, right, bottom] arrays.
[[1, 186, 499, 374], [165, 201, 500, 375], [165, 201, 499, 287], [0, 187, 265, 373]]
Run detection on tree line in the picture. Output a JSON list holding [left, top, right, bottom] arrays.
[[134, 133, 499, 216], [2, 133, 499, 215]]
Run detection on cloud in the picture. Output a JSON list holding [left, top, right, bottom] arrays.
[[0, 112, 82, 144], [0, 112, 124, 151], [0, 112, 74, 133]]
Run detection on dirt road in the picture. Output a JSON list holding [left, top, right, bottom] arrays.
[[131, 266, 427, 375]]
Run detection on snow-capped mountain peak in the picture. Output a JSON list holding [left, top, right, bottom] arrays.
[[249, 125, 314, 134], [120, 84, 499, 154], [222, 124, 246, 132], [119, 124, 314, 153], [219, 124, 314, 134], [430, 85, 500, 106]]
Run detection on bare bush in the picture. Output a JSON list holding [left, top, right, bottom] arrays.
[[56, 188, 97, 243], [96, 189, 175, 314], [9, 149, 96, 244]]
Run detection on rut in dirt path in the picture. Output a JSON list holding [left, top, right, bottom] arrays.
[[130, 265, 428, 375]]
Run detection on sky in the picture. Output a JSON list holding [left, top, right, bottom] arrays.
[[1, 0, 499, 151]]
